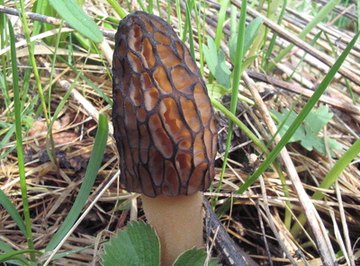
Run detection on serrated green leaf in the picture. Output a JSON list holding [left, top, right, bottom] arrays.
[[173, 247, 218, 266], [304, 105, 333, 135], [300, 132, 322, 151], [272, 107, 342, 155], [271, 109, 305, 142], [102, 221, 160, 266], [48, 0, 103, 43], [328, 138, 343, 150]]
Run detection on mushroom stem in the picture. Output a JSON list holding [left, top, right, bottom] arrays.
[[142, 192, 204, 266]]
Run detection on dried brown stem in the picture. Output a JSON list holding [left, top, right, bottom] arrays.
[[243, 72, 336, 266], [230, 0, 360, 89]]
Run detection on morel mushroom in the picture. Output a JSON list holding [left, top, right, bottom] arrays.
[[112, 11, 217, 265]]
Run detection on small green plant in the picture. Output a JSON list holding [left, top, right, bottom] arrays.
[[102, 221, 218, 266], [203, 17, 263, 90], [271, 106, 343, 155]]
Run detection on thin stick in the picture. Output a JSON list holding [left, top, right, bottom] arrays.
[[42, 171, 120, 265], [204, 199, 258, 266], [258, 176, 298, 265], [0, 5, 115, 39], [243, 72, 336, 266], [246, 70, 360, 116], [230, 0, 360, 89]]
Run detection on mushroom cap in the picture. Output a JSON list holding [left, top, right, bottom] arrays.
[[112, 11, 217, 197]]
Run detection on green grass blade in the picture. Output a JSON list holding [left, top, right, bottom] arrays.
[[237, 31, 359, 195], [211, 98, 268, 153], [218, 0, 247, 193], [262, 0, 287, 69], [211, 98, 290, 220], [48, 0, 103, 43], [45, 114, 109, 251], [0, 190, 26, 235], [291, 139, 360, 236], [175, 0, 182, 38], [8, 21, 35, 259], [288, 31, 322, 80], [147, 0, 153, 13], [17, 0, 50, 124], [51, 245, 94, 261], [32, 0, 48, 36], [136, 0, 147, 11], [267, 0, 340, 72], [192, 0, 205, 74], [358, 0, 360, 31], [0, 125, 15, 150], [0, 239, 28, 265], [0, 249, 41, 264], [183, 0, 195, 58], [317, 141, 360, 195], [215, 0, 230, 49], [106, 0, 128, 18]]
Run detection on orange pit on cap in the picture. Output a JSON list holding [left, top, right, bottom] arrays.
[[112, 11, 217, 197]]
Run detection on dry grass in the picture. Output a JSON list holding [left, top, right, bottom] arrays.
[[0, 0, 359, 265]]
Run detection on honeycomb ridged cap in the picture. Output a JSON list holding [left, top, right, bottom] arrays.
[[112, 11, 217, 197]]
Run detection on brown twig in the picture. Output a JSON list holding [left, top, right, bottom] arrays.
[[204, 199, 258, 266], [243, 72, 336, 266], [0, 5, 115, 39], [230, 0, 360, 89], [246, 70, 360, 117]]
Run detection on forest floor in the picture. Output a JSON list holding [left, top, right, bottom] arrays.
[[0, 0, 359, 265]]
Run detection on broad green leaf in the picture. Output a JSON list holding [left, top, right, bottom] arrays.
[[272, 106, 342, 154], [203, 37, 231, 88], [215, 49, 231, 88], [173, 248, 218, 266], [271, 109, 305, 142], [45, 114, 109, 251], [48, 0, 103, 43], [0, 190, 26, 235], [203, 37, 218, 76], [304, 105, 333, 135], [102, 221, 160, 266]]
